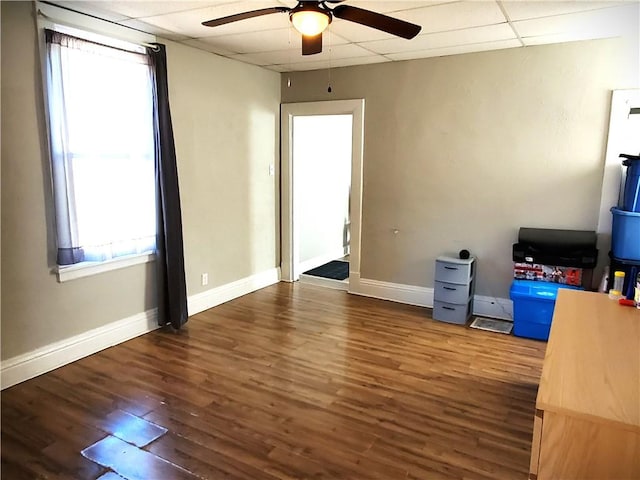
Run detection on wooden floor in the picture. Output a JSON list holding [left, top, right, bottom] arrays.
[[1, 282, 546, 480]]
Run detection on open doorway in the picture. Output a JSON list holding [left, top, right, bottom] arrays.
[[281, 99, 365, 290], [294, 114, 352, 289]]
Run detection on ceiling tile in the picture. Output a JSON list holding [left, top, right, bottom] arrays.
[[118, 18, 192, 41], [501, 1, 630, 21], [385, 38, 521, 60], [338, 1, 457, 13], [51, 2, 131, 22], [283, 53, 390, 71], [323, 54, 391, 68], [231, 42, 375, 66], [392, 1, 507, 34], [139, 2, 290, 38], [199, 27, 295, 53], [513, 3, 639, 40], [227, 52, 272, 66], [360, 23, 516, 54], [275, 0, 445, 12], [181, 38, 239, 55], [328, 17, 405, 43], [327, 1, 503, 43], [76, 1, 220, 19], [194, 28, 349, 54], [264, 64, 289, 72], [286, 59, 334, 71]]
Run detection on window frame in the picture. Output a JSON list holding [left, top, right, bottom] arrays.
[[37, 2, 159, 282]]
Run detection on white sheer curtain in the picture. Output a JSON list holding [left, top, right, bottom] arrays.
[[45, 30, 156, 264]]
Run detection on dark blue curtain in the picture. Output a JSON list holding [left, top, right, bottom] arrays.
[[148, 44, 188, 329]]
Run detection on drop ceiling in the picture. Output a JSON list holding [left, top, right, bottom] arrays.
[[50, 0, 639, 72]]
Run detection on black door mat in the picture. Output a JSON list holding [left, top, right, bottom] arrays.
[[469, 317, 513, 334], [304, 260, 349, 280]]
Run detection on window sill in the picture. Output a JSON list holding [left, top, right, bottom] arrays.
[[54, 252, 156, 283]]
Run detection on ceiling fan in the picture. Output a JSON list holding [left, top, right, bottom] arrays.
[[202, 1, 422, 55]]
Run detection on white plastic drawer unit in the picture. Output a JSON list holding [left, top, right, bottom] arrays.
[[433, 255, 476, 325], [434, 280, 474, 304], [434, 256, 475, 284], [433, 299, 472, 325]]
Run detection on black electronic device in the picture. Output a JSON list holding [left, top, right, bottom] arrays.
[[512, 227, 598, 268]]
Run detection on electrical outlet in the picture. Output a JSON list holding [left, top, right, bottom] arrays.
[[201, 273, 208, 286], [269, 164, 275, 176]]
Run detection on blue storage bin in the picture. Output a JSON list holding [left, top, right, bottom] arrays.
[[611, 207, 640, 261], [621, 155, 640, 212], [510, 280, 583, 341]]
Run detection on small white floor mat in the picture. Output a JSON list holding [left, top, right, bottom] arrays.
[[469, 317, 513, 334]]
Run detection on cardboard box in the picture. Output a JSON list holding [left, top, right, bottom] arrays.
[[513, 263, 582, 286]]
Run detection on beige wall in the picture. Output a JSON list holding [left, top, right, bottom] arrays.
[[0, 1, 280, 360], [282, 38, 639, 298], [166, 40, 280, 292]]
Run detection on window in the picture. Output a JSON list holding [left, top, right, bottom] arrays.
[[44, 29, 156, 267]]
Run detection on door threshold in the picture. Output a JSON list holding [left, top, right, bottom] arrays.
[[299, 274, 349, 291]]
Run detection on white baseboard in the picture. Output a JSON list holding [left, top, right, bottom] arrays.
[[349, 272, 512, 320], [1, 268, 510, 390], [187, 267, 281, 316], [1, 267, 282, 390], [349, 272, 434, 307], [1, 309, 159, 390]]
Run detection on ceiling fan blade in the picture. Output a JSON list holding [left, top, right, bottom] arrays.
[[332, 5, 421, 39], [202, 7, 289, 27], [302, 33, 322, 55]]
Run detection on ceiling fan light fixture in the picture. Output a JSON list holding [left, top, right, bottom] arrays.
[[291, 8, 330, 36], [202, 1, 423, 56]]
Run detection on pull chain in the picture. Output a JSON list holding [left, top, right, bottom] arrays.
[[287, 26, 292, 87], [327, 27, 332, 93]]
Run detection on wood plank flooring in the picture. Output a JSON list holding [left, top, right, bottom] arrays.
[[1, 282, 546, 479]]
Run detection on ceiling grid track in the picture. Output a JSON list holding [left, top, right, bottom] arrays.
[[496, 0, 525, 48]]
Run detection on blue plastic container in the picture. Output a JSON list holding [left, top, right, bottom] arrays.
[[611, 207, 640, 261], [622, 155, 640, 212], [510, 280, 583, 341]]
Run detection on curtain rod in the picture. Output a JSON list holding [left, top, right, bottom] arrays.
[[37, 8, 160, 52]]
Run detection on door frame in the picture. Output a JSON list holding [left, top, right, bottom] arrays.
[[281, 99, 365, 284]]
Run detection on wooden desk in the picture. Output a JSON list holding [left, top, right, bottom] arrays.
[[529, 289, 640, 479]]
